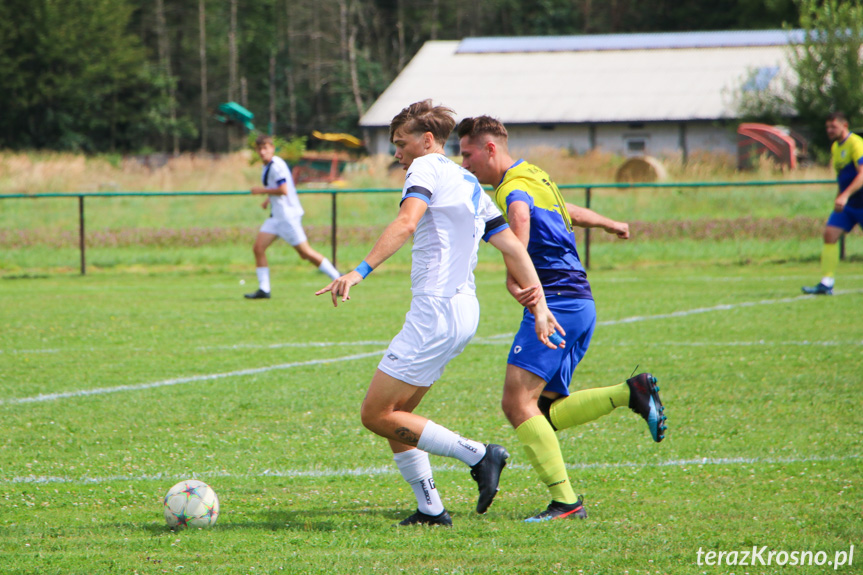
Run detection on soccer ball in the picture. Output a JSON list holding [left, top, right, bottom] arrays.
[[163, 479, 220, 530]]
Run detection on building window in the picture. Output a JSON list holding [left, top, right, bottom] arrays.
[[625, 138, 647, 156], [444, 133, 460, 156]]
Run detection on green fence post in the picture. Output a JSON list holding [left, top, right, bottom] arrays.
[[584, 187, 591, 270], [79, 195, 86, 276], [331, 191, 338, 268]]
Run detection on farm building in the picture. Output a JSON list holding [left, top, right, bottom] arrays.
[[359, 30, 802, 160]]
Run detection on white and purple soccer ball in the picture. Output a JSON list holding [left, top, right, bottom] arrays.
[[163, 479, 219, 530]]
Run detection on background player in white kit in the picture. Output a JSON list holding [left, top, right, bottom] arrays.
[[316, 101, 565, 526], [245, 134, 340, 299]]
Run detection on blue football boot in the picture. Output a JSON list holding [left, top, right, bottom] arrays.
[[626, 373, 667, 442], [801, 282, 833, 295]]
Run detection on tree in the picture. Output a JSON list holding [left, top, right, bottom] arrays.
[[792, 0, 863, 152], [735, 0, 863, 158], [0, 0, 172, 151], [199, 0, 209, 150], [0, 0, 810, 153]]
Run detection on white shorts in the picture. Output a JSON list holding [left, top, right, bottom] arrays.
[[377, 293, 480, 387], [260, 217, 307, 246]]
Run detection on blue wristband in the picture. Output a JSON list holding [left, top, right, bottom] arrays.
[[355, 260, 373, 279]]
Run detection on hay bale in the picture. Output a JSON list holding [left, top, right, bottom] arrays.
[[615, 156, 668, 183]]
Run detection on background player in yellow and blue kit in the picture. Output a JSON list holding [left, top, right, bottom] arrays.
[[458, 116, 666, 522], [803, 112, 863, 295]]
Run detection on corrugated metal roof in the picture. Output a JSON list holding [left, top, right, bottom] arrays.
[[457, 29, 804, 53], [359, 31, 794, 127]]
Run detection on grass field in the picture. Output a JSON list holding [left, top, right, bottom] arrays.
[[1, 259, 861, 574]]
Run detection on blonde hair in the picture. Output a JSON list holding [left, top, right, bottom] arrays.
[[389, 100, 456, 144]]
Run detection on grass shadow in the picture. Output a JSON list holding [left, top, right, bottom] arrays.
[[2, 273, 49, 280], [137, 507, 403, 534]]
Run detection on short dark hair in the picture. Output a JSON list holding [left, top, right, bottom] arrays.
[[456, 115, 509, 141], [255, 134, 274, 146], [827, 112, 849, 125], [389, 100, 456, 144]]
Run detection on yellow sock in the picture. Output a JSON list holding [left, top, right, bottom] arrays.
[[550, 383, 629, 430], [515, 415, 577, 504], [822, 243, 839, 280]]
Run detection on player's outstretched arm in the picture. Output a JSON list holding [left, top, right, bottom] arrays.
[[251, 182, 290, 196], [488, 228, 565, 349], [566, 203, 629, 239], [315, 197, 427, 307]]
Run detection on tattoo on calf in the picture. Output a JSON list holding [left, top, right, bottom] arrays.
[[395, 427, 420, 445]]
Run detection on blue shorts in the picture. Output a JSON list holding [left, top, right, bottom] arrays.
[[827, 205, 863, 232], [507, 297, 596, 397]]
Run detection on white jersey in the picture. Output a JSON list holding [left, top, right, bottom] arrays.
[[262, 156, 303, 220], [401, 154, 509, 298]]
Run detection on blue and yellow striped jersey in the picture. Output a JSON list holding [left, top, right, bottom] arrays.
[[831, 132, 863, 208], [493, 160, 592, 300]]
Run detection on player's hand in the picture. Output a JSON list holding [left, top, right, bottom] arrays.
[[261, 197, 270, 210], [514, 284, 542, 307], [507, 276, 542, 308], [532, 304, 566, 350], [315, 270, 364, 307], [606, 221, 630, 239], [834, 194, 849, 212]]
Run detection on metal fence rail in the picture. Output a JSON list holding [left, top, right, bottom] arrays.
[[0, 179, 838, 275]]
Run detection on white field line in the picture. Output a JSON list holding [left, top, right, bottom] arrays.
[[614, 340, 863, 347], [599, 274, 863, 283], [6, 288, 860, 356], [596, 288, 863, 327], [0, 348, 61, 354], [197, 340, 391, 352], [0, 350, 385, 407], [5, 454, 860, 486], [2, 289, 861, 405]]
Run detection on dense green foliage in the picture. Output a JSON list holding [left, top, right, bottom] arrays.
[[0, 0, 171, 152], [792, 0, 863, 152], [0, 0, 800, 153], [736, 0, 863, 156]]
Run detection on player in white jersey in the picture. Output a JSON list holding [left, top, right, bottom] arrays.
[[316, 100, 564, 526], [245, 134, 340, 299]]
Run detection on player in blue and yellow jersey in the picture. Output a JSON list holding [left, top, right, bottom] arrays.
[[803, 112, 863, 295], [458, 116, 666, 522], [317, 102, 564, 527]]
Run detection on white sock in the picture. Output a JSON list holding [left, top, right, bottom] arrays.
[[821, 276, 835, 288], [416, 420, 486, 467], [256, 267, 270, 292], [393, 449, 444, 516], [318, 258, 340, 281]]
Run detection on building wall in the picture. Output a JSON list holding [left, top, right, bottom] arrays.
[[366, 129, 392, 157], [505, 125, 593, 155], [364, 121, 737, 160], [683, 121, 737, 159], [593, 123, 675, 157]]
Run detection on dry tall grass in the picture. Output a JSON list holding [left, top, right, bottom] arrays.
[[0, 148, 835, 196], [0, 151, 261, 195]]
